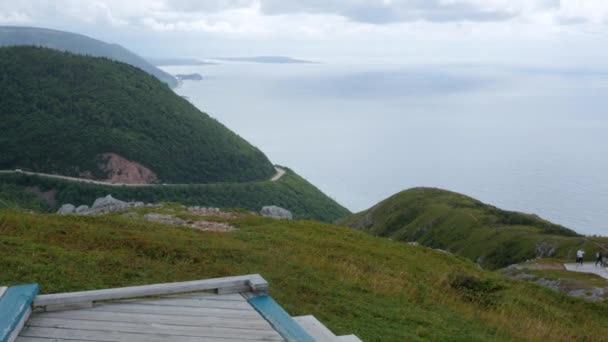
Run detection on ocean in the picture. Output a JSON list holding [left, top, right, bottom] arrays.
[[163, 61, 608, 235]]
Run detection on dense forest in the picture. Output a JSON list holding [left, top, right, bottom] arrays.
[[0, 46, 276, 184]]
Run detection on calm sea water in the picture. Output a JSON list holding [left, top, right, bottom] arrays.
[[163, 62, 608, 236]]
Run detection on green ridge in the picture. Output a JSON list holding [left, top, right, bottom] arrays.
[[338, 187, 608, 269]]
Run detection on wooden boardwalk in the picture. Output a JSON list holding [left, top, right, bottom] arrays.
[[563, 262, 608, 280], [17, 292, 285, 341], [2, 275, 362, 342]]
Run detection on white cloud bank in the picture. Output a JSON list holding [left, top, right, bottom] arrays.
[[1, 1, 607, 65]]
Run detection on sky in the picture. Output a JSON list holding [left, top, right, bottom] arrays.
[[1, 0, 608, 67]]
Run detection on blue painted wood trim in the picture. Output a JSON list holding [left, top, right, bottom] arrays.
[[0, 284, 39, 342], [248, 295, 314, 342]]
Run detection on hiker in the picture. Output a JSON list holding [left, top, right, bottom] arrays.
[[576, 249, 585, 266], [596, 251, 604, 267]]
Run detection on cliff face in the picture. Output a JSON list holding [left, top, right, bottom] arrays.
[[98, 153, 158, 184]]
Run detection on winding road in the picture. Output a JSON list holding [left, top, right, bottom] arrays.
[[0, 166, 286, 187]]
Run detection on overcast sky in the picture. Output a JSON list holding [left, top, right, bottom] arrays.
[[1, 0, 608, 66]]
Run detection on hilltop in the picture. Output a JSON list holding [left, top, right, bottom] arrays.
[[0, 46, 276, 184], [0, 26, 177, 87], [338, 188, 607, 269], [1, 208, 607, 341]]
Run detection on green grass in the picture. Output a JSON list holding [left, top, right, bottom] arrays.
[[0, 168, 350, 222], [0, 46, 275, 183], [1, 209, 607, 341], [338, 187, 608, 269]]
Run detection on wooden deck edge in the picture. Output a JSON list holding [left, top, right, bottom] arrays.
[[0, 284, 39, 342], [248, 294, 315, 342], [34, 274, 268, 308]]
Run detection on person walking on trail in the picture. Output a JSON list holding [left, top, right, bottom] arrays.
[[596, 251, 604, 267], [576, 249, 585, 266]]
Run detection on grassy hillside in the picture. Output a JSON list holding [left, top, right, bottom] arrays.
[[1, 209, 607, 341], [0, 46, 276, 184], [0, 168, 349, 222], [0, 26, 177, 87], [338, 188, 608, 269]]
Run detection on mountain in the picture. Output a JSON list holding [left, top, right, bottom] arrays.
[[212, 56, 315, 64], [0, 26, 177, 87], [337, 187, 607, 269], [0, 46, 275, 184], [1, 208, 606, 341]]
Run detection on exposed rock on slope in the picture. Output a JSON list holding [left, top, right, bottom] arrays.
[[261, 206, 293, 220], [99, 153, 158, 184]]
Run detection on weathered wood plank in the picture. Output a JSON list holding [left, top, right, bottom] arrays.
[[293, 315, 337, 342], [217, 284, 251, 295], [20, 326, 283, 342], [91, 302, 261, 319], [45, 301, 94, 312], [160, 292, 246, 301], [32, 309, 274, 330], [16, 337, 94, 342], [112, 297, 253, 310], [25, 317, 284, 340], [34, 274, 268, 307]]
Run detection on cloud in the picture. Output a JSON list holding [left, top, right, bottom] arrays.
[[259, 0, 519, 24]]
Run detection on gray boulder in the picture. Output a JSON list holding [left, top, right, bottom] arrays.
[[75, 205, 90, 213], [260, 206, 293, 220], [57, 204, 76, 215], [92, 195, 127, 209]]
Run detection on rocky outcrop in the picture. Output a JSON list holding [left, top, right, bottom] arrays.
[[99, 153, 158, 184], [57, 195, 153, 215], [535, 241, 558, 258], [260, 206, 293, 220], [92, 194, 127, 209], [75, 205, 89, 213], [57, 204, 76, 214]]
